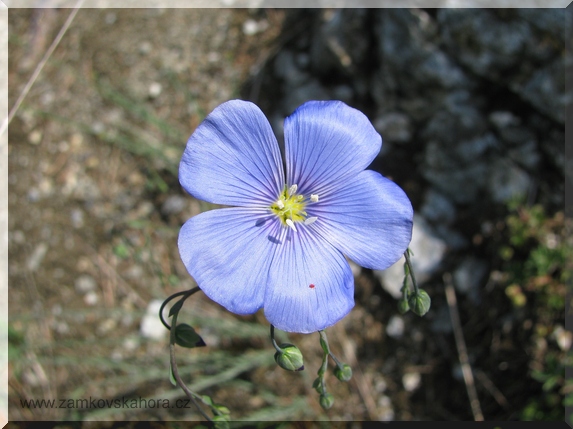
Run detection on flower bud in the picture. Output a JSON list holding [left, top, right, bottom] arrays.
[[334, 364, 353, 382], [398, 297, 410, 314], [312, 377, 322, 393], [408, 289, 431, 317], [274, 343, 304, 371], [319, 393, 334, 410]]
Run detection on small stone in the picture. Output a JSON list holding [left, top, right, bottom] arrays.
[[453, 257, 489, 303], [375, 215, 446, 296], [28, 130, 42, 145], [243, 19, 262, 36], [75, 274, 97, 294], [207, 52, 220, 63], [104, 12, 116, 25], [54, 321, 70, 335], [140, 299, 167, 340], [84, 291, 99, 306], [11, 230, 25, 244], [402, 372, 421, 392], [552, 325, 572, 351], [386, 315, 405, 338], [161, 195, 187, 216], [489, 111, 520, 129], [421, 189, 456, 225], [374, 112, 412, 143], [70, 208, 84, 228], [139, 41, 152, 55], [148, 82, 162, 98], [488, 158, 531, 203]]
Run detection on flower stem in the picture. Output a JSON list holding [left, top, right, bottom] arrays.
[[319, 330, 343, 368], [159, 287, 200, 330], [404, 248, 419, 295], [168, 291, 212, 422], [270, 324, 283, 354]]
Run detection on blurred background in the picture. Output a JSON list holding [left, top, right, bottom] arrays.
[[7, 7, 572, 423]]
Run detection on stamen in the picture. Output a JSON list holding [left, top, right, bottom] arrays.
[[276, 199, 285, 209], [310, 194, 319, 203], [286, 219, 298, 232], [304, 216, 318, 225], [288, 184, 298, 196]]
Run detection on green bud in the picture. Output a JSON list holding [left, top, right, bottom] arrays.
[[274, 343, 304, 371], [319, 393, 334, 410], [312, 377, 322, 393], [408, 289, 431, 317], [398, 297, 410, 314], [334, 364, 353, 382]]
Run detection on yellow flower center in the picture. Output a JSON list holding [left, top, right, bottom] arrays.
[[270, 184, 319, 231]]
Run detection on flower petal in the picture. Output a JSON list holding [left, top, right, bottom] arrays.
[[179, 100, 284, 207], [264, 228, 355, 334], [284, 100, 382, 196], [310, 170, 413, 270], [178, 207, 284, 314]]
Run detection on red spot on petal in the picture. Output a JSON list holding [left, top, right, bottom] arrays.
[[309, 284, 315, 289]]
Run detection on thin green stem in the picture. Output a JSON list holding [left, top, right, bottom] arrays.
[[270, 324, 283, 354], [169, 302, 211, 421], [159, 287, 200, 330], [404, 249, 419, 295], [319, 330, 343, 368]]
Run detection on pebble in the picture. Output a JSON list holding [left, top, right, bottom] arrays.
[[140, 299, 167, 340], [74, 274, 97, 294], [161, 195, 187, 216], [28, 130, 42, 145], [453, 257, 488, 303], [84, 291, 99, 306], [402, 372, 421, 392], [70, 208, 84, 229], [375, 215, 446, 297], [374, 112, 412, 143], [148, 82, 162, 98], [386, 315, 405, 338], [552, 325, 572, 351]]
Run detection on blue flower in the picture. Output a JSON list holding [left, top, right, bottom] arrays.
[[178, 100, 413, 334]]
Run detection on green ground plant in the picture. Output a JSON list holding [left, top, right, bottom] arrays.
[[499, 199, 572, 421]]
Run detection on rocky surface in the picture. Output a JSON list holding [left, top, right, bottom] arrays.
[[250, 8, 565, 278], [246, 8, 568, 421]]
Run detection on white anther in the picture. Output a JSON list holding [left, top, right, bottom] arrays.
[[288, 184, 298, 195], [310, 194, 319, 203], [304, 216, 318, 225], [276, 199, 285, 209], [285, 219, 298, 232]]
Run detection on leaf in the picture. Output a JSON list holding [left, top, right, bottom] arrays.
[[201, 395, 214, 406], [175, 323, 206, 348], [169, 362, 177, 386], [169, 298, 185, 318]]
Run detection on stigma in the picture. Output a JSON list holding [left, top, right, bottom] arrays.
[[270, 184, 319, 231]]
